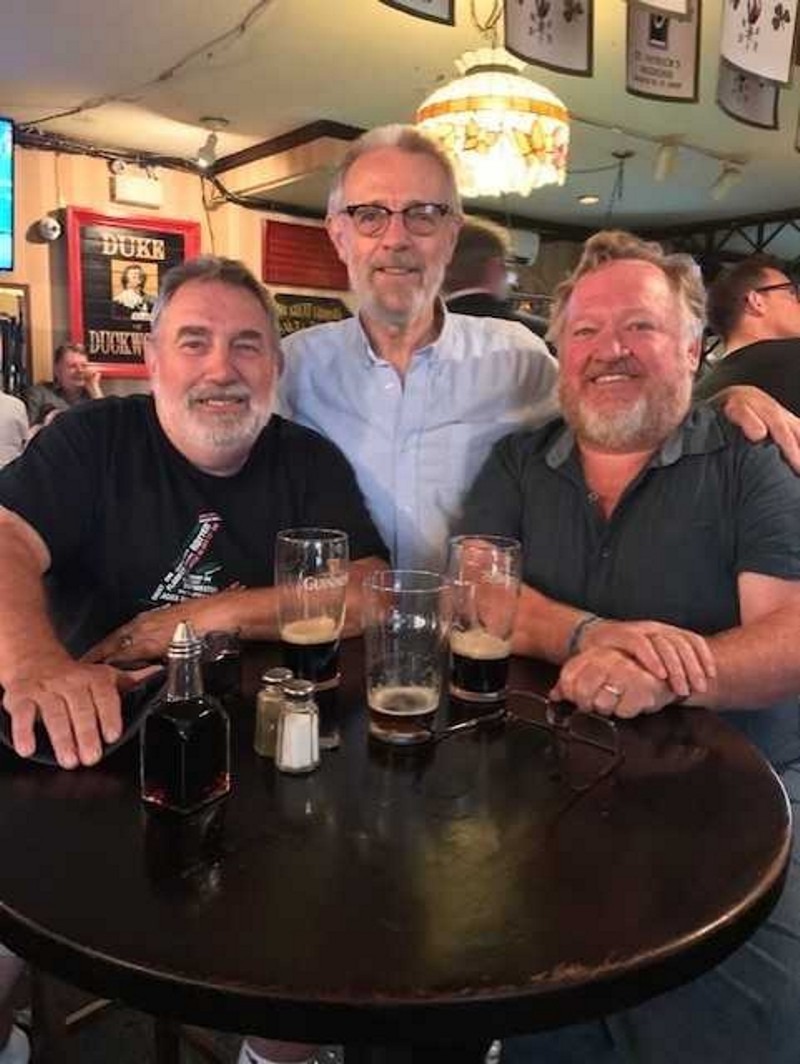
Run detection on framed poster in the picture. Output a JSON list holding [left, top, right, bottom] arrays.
[[66, 208, 201, 378]]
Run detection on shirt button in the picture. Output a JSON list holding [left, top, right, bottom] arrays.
[[600, 548, 611, 559], [587, 491, 599, 503]]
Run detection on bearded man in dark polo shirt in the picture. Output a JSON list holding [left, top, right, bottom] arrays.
[[0, 256, 386, 772], [461, 230, 800, 1064]]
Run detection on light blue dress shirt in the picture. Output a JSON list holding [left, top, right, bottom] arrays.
[[279, 309, 558, 571]]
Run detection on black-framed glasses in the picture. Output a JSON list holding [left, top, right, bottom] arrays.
[[341, 203, 452, 238], [434, 691, 623, 795], [753, 281, 800, 301]]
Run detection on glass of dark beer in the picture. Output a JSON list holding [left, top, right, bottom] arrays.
[[364, 570, 451, 745], [447, 536, 521, 704], [275, 529, 349, 695]]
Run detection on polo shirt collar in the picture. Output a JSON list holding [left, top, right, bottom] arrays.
[[545, 404, 727, 472]]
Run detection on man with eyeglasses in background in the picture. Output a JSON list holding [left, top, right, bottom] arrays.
[[695, 254, 800, 414], [279, 124, 559, 572]]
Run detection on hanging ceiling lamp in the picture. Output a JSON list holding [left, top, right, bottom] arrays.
[[415, 47, 570, 199]]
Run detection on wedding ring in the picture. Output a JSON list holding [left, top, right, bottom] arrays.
[[119, 633, 134, 650], [601, 682, 623, 701]]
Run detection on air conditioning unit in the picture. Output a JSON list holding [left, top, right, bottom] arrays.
[[508, 229, 540, 266]]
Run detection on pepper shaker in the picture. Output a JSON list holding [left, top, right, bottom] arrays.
[[254, 667, 293, 758]]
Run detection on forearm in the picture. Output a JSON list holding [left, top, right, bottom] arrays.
[[343, 556, 389, 637], [687, 606, 800, 709], [0, 512, 69, 684], [511, 583, 586, 663]]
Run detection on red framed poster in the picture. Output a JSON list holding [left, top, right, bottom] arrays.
[[66, 208, 201, 378]]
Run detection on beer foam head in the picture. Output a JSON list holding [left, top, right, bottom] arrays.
[[451, 628, 510, 660], [281, 615, 339, 644]]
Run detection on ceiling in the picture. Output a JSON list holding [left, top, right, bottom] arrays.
[[3, 0, 800, 250]]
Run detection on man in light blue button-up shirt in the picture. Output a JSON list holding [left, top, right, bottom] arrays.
[[279, 125, 559, 571]]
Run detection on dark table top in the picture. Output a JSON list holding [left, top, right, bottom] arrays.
[[0, 640, 791, 1049]]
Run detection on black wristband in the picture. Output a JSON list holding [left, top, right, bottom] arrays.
[[566, 613, 602, 658]]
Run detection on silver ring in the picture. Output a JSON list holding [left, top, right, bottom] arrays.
[[119, 633, 134, 650], [601, 682, 623, 700]]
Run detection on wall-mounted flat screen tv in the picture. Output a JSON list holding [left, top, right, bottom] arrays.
[[0, 118, 13, 271]]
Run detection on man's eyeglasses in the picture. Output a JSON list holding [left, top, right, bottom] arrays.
[[753, 281, 800, 301], [341, 203, 452, 238]]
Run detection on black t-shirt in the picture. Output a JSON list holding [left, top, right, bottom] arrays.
[[0, 396, 387, 654], [694, 338, 800, 416]]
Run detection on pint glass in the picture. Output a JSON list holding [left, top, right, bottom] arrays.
[[447, 536, 521, 704], [363, 570, 451, 745], [275, 529, 349, 691]]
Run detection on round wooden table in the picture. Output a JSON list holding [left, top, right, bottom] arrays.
[[0, 639, 790, 1058]]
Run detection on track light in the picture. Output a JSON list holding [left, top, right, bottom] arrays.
[[196, 132, 218, 170], [710, 164, 742, 202], [653, 141, 678, 182]]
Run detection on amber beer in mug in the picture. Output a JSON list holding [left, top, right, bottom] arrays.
[[276, 529, 349, 698], [447, 536, 521, 704], [364, 570, 451, 745]]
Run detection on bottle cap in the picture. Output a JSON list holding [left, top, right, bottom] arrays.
[[260, 666, 293, 687], [168, 619, 201, 659], [282, 678, 315, 701]]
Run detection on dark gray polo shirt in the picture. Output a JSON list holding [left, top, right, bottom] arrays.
[[460, 404, 800, 764]]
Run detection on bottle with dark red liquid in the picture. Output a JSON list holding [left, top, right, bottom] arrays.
[[140, 620, 231, 814]]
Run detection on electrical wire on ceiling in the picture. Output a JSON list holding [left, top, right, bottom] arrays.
[[16, 0, 275, 129]]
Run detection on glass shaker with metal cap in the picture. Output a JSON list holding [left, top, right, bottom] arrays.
[[140, 619, 231, 813], [254, 666, 293, 758], [276, 678, 320, 774]]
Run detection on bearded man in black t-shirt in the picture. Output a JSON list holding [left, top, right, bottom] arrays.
[[0, 256, 387, 770]]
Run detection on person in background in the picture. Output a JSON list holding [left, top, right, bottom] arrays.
[[460, 230, 800, 1064], [443, 216, 549, 340], [695, 254, 800, 414], [280, 125, 559, 571], [23, 343, 103, 427], [0, 390, 26, 467]]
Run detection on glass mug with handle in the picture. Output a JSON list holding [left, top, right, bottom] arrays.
[[363, 569, 451, 745], [275, 528, 349, 692], [447, 535, 521, 705]]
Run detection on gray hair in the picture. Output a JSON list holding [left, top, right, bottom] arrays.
[[327, 124, 462, 216], [548, 230, 706, 346], [150, 255, 281, 348]]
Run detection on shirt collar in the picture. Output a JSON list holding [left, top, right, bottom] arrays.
[[356, 299, 450, 366], [545, 404, 728, 472]]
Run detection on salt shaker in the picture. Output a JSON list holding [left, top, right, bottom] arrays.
[[276, 678, 320, 774], [254, 666, 293, 758]]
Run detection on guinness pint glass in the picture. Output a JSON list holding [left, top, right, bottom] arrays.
[[447, 536, 521, 704], [276, 529, 349, 717]]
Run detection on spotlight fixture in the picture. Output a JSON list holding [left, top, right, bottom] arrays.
[[653, 141, 679, 182], [195, 116, 229, 171], [577, 194, 600, 205], [196, 132, 218, 170], [710, 163, 743, 202]]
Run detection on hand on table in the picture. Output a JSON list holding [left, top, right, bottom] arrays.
[[580, 618, 714, 700], [1, 658, 157, 769], [553, 646, 675, 719]]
